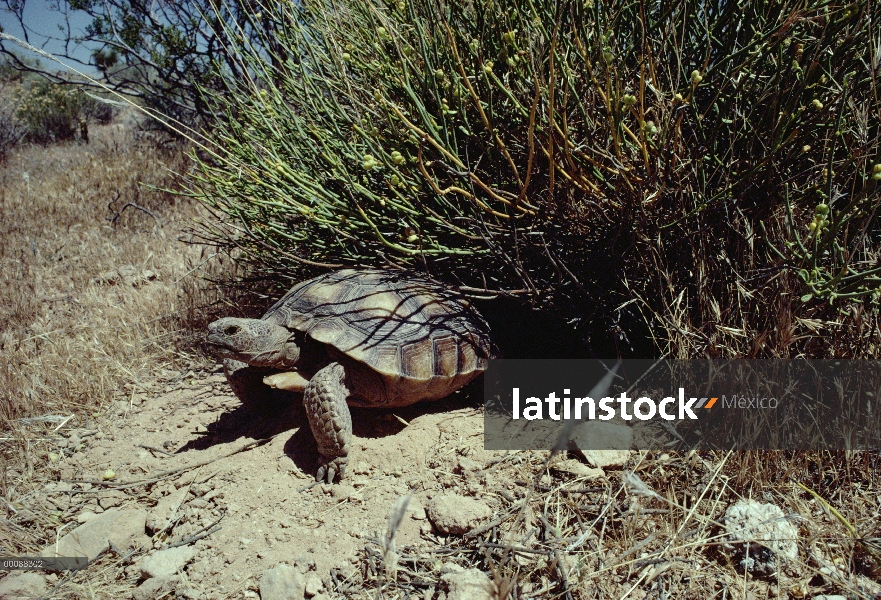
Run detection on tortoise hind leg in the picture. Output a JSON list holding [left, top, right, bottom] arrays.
[[303, 362, 352, 483]]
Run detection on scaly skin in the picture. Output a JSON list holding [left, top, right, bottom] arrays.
[[222, 359, 274, 404], [303, 362, 352, 483]]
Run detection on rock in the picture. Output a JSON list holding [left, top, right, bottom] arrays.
[[140, 546, 197, 579], [440, 565, 493, 600], [42, 509, 149, 561], [551, 458, 605, 479], [0, 572, 49, 599], [722, 499, 798, 577], [426, 494, 492, 535], [146, 487, 188, 533], [304, 572, 323, 597], [571, 421, 633, 469], [577, 449, 632, 469], [331, 485, 355, 500], [75, 510, 99, 524], [132, 576, 175, 600], [811, 596, 847, 600], [259, 564, 305, 600]]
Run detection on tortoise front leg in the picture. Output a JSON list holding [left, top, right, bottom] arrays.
[[223, 359, 273, 404], [303, 362, 352, 483]]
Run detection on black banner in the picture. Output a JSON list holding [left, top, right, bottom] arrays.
[[483, 360, 881, 450]]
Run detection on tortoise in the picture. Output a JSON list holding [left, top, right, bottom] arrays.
[[205, 268, 498, 482]]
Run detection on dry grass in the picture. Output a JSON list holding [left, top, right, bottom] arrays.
[[353, 450, 881, 599], [0, 119, 239, 558]]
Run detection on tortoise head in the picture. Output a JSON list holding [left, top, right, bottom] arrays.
[[206, 317, 301, 368]]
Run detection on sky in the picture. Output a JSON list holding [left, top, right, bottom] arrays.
[[0, 0, 100, 75]]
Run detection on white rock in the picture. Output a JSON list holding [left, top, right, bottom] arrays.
[[75, 510, 99, 524], [426, 494, 492, 535], [0, 572, 48, 599], [140, 546, 197, 579], [812, 596, 847, 600], [578, 449, 632, 469], [259, 564, 305, 600], [441, 566, 493, 600], [42, 509, 148, 561], [551, 458, 605, 479], [571, 421, 633, 469], [722, 499, 798, 577], [304, 572, 323, 597]]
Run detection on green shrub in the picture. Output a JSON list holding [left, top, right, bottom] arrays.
[[189, 0, 881, 357], [0, 109, 23, 161], [15, 80, 98, 144]]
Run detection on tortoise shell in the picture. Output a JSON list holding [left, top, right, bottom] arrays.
[[263, 269, 497, 390]]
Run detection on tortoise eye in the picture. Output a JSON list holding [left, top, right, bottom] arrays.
[[224, 325, 239, 335]]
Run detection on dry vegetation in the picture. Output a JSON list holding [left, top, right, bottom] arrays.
[[0, 113, 879, 600], [0, 120, 233, 555], [0, 121, 207, 425], [358, 449, 881, 599]]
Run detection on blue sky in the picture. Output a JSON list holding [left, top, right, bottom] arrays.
[[0, 0, 100, 74]]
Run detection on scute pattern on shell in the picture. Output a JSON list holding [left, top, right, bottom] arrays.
[[263, 269, 497, 381]]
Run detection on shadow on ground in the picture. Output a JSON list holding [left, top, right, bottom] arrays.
[[176, 375, 484, 477]]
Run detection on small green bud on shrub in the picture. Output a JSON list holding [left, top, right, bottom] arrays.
[[690, 69, 703, 84], [391, 150, 405, 165], [812, 98, 823, 110], [815, 203, 830, 216], [363, 154, 379, 169]]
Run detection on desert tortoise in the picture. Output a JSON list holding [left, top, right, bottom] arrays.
[[205, 268, 498, 482]]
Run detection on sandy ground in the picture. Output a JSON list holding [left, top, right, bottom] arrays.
[[35, 369, 507, 598]]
